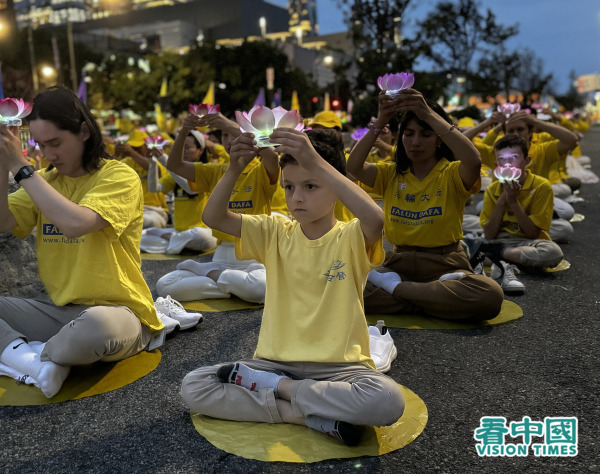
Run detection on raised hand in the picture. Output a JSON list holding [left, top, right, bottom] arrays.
[[269, 128, 321, 170], [228, 132, 258, 173]]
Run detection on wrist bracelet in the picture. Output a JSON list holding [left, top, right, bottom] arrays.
[[438, 124, 456, 138]]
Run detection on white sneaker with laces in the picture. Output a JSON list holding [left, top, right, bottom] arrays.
[[473, 262, 487, 277], [368, 323, 397, 373], [155, 309, 180, 335], [155, 295, 203, 330], [497, 261, 525, 293]]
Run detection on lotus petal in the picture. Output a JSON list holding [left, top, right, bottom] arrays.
[[235, 110, 260, 134], [276, 110, 302, 129], [493, 166, 521, 183], [0, 98, 19, 118], [271, 106, 288, 123], [377, 72, 415, 94], [402, 73, 415, 89], [250, 106, 276, 133]]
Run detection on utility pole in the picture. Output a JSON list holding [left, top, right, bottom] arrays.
[[67, 20, 77, 92]]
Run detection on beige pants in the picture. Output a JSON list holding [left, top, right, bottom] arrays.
[[181, 359, 405, 427], [0, 297, 151, 366]]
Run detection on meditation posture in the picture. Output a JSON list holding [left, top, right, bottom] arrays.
[[180, 128, 405, 446], [0, 87, 162, 398], [479, 135, 563, 293], [347, 88, 503, 321]]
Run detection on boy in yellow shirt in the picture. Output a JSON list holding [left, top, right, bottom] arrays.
[[180, 128, 404, 446], [480, 135, 563, 293]]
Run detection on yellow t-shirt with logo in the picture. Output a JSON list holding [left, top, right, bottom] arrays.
[[236, 214, 383, 368], [529, 141, 563, 184], [480, 172, 553, 240], [193, 158, 277, 242], [371, 159, 478, 247], [121, 156, 168, 211], [8, 159, 162, 331]]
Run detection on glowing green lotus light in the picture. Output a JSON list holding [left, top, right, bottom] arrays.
[[235, 106, 304, 148]]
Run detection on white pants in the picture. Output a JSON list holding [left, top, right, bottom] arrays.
[[143, 206, 168, 229], [552, 182, 572, 200], [549, 219, 573, 243], [155, 242, 266, 303], [140, 227, 217, 254]]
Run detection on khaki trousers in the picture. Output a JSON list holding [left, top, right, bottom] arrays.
[[181, 359, 405, 427], [364, 243, 503, 320]]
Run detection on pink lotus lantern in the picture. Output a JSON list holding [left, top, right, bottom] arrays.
[[0, 98, 33, 126], [235, 106, 304, 147], [377, 73, 415, 97], [493, 166, 522, 184], [144, 135, 169, 150], [189, 103, 220, 117], [497, 103, 521, 118]]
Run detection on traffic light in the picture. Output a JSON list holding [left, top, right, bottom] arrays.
[[331, 98, 341, 109]]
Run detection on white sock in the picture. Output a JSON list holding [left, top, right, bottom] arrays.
[[439, 272, 466, 282], [176, 260, 223, 276], [216, 363, 287, 393], [367, 270, 402, 294], [0, 361, 38, 387], [0, 339, 70, 398]]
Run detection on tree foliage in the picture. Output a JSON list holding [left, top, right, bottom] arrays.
[[410, 0, 518, 77]]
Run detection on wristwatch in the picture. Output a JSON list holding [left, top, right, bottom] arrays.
[[14, 165, 36, 184]]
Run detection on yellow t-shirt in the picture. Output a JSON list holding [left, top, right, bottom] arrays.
[[480, 172, 553, 240], [160, 173, 208, 232], [8, 159, 161, 331], [208, 144, 230, 164], [193, 158, 277, 242], [236, 214, 383, 368], [528, 140, 562, 184], [121, 156, 168, 211], [371, 159, 478, 247]]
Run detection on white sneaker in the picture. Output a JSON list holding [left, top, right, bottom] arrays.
[[493, 261, 525, 293], [473, 262, 487, 276], [155, 295, 203, 330], [156, 309, 180, 335], [368, 323, 397, 373]]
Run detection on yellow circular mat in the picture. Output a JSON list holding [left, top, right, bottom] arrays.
[[543, 259, 571, 273], [0, 350, 161, 406], [366, 299, 523, 329], [191, 384, 427, 463]]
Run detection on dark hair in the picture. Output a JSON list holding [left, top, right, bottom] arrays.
[[494, 134, 529, 157], [29, 86, 109, 172], [280, 129, 346, 176], [187, 132, 208, 163], [394, 100, 454, 174]]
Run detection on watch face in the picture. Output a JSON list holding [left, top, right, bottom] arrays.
[[15, 166, 35, 183]]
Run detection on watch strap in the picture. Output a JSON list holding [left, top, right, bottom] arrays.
[[14, 165, 36, 184]]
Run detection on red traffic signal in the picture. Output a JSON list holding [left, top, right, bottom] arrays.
[[331, 98, 341, 109]]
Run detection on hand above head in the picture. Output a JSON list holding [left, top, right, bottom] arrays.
[[198, 113, 241, 136], [228, 132, 258, 173], [181, 114, 203, 132], [487, 111, 506, 126], [393, 88, 432, 121], [0, 124, 28, 173], [375, 92, 400, 126], [507, 110, 534, 125], [269, 128, 321, 170]]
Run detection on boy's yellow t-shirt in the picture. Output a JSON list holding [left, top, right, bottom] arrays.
[[480, 172, 553, 240], [193, 158, 277, 242], [208, 144, 230, 164], [371, 159, 478, 247], [121, 156, 168, 211], [237, 214, 383, 368], [160, 173, 208, 232], [8, 159, 162, 331]]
